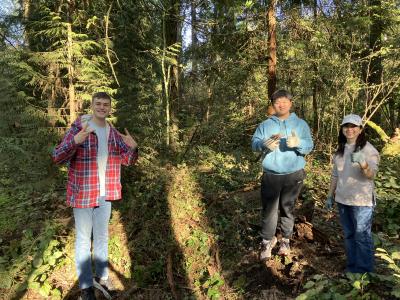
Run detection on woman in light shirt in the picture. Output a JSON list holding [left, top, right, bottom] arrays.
[[326, 114, 380, 273]]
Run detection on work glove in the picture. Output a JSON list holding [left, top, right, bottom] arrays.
[[326, 194, 334, 210], [286, 130, 300, 148], [351, 151, 366, 166], [263, 134, 281, 151]]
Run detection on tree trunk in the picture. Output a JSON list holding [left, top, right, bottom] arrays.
[[67, 22, 76, 124], [366, 0, 383, 120], [66, 1, 78, 124], [23, 0, 30, 21], [165, 0, 181, 150], [191, 0, 198, 74], [267, 0, 277, 99], [48, 63, 57, 127], [312, 85, 319, 136], [312, 0, 319, 137], [22, 0, 30, 46], [161, 13, 170, 146]]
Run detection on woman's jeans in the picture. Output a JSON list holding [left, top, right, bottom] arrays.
[[338, 203, 374, 273], [73, 197, 111, 289]]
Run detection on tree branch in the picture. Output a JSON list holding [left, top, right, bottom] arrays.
[[104, 3, 120, 87]]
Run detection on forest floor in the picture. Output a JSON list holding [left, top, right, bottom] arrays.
[[1, 160, 398, 299], [193, 187, 346, 300]]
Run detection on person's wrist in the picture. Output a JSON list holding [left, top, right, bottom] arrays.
[[131, 143, 138, 151]]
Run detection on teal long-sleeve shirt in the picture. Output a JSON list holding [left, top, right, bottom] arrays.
[[252, 113, 313, 174]]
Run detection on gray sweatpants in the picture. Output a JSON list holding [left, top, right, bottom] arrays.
[[260, 169, 305, 240]]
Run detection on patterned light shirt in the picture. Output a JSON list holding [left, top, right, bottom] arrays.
[[332, 142, 379, 207]]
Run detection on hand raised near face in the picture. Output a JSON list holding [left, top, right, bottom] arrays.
[[74, 122, 95, 144], [117, 128, 138, 150], [351, 151, 367, 169], [286, 130, 300, 148], [263, 133, 281, 151]]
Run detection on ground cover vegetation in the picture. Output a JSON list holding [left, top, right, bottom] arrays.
[[0, 0, 399, 299]]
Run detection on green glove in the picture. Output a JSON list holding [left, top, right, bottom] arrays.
[[326, 195, 334, 210], [351, 151, 366, 165]]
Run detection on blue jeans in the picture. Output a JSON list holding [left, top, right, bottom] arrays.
[[338, 203, 374, 273], [73, 197, 111, 289]]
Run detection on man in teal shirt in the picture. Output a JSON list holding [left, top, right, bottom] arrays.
[[252, 89, 313, 260]]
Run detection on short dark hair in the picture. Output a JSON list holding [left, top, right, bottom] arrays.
[[271, 89, 293, 102], [92, 92, 111, 103]]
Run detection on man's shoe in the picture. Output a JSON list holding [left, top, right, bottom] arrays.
[[93, 277, 116, 300], [260, 236, 278, 261], [79, 286, 96, 300], [278, 238, 291, 256]]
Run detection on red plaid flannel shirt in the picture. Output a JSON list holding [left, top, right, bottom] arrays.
[[52, 116, 138, 208]]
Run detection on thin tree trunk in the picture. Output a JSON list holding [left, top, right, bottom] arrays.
[[165, 0, 181, 150], [267, 0, 277, 99], [206, 87, 212, 122], [48, 63, 57, 127], [67, 22, 76, 124], [367, 0, 383, 120], [191, 0, 198, 73], [161, 13, 170, 146], [22, 0, 30, 45], [312, 0, 319, 137], [312, 85, 319, 135], [23, 0, 30, 21], [105, 4, 120, 87]]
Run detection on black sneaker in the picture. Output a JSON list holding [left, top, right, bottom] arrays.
[[93, 277, 116, 300], [79, 286, 97, 300]]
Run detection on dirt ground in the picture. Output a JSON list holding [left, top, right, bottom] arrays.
[[221, 188, 347, 300], [17, 187, 348, 300]]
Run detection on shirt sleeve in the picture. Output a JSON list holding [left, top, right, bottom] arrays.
[[52, 124, 79, 165], [251, 122, 267, 152], [331, 155, 338, 178], [365, 145, 380, 175], [296, 121, 314, 155]]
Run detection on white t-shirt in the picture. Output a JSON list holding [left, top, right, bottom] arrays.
[[332, 142, 380, 206]]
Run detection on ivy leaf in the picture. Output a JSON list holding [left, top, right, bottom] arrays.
[[53, 251, 63, 258], [392, 288, 400, 298], [391, 251, 400, 260], [303, 280, 315, 289], [353, 280, 361, 290], [28, 281, 40, 290], [38, 281, 52, 297], [32, 257, 43, 268], [48, 257, 56, 266]]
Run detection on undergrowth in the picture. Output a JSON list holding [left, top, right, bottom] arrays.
[[0, 146, 399, 299], [298, 156, 400, 299]]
